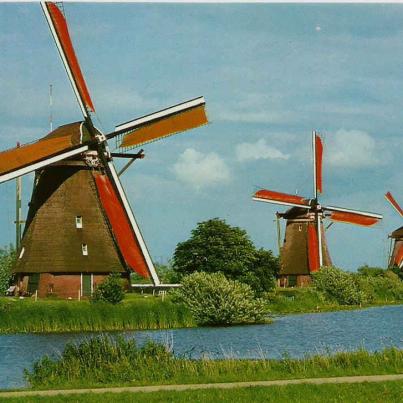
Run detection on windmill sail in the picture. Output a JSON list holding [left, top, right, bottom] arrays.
[[314, 132, 323, 195], [253, 189, 311, 209], [385, 192, 403, 217], [94, 174, 152, 279], [106, 162, 160, 284], [114, 97, 207, 149], [325, 206, 382, 226], [41, 1, 95, 118], [0, 122, 88, 184]]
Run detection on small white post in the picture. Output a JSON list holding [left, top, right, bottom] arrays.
[[78, 289, 81, 301], [35, 290, 38, 302]]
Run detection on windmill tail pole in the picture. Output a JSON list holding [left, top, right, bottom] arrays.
[[316, 211, 323, 268], [276, 213, 282, 256]]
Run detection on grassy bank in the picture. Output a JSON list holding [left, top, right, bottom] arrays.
[[0, 289, 401, 334], [23, 336, 403, 390], [268, 287, 402, 315], [3, 381, 403, 402], [0, 294, 195, 334]]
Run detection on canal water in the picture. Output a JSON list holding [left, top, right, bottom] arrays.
[[0, 305, 402, 390]]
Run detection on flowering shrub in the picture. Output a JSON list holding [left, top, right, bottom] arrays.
[[174, 272, 267, 325]]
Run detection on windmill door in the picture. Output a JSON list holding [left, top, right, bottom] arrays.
[[82, 274, 92, 297], [27, 273, 40, 294]]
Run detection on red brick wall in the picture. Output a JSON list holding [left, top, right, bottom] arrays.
[[35, 273, 130, 299], [38, 273, 82, 299]]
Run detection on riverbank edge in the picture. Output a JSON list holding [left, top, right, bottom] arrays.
[[0, 301, 401, 334]]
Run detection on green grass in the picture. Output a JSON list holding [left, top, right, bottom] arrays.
[[0, 294, 195, 333], [267, 287, 402, 315], [3, 381, 403, 402], [23, 336, 403, 390]]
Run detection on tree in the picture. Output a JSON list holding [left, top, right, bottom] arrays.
[[173, 218, 256, 278], [239, 248, 279, 294], [173, 218, 278, 293], [0, 245, 16, 295], [174, 272, 267, 325]]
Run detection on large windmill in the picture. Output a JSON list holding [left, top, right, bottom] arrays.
[[0, 2, 208, 298], [253, 131, 382, 287], [385, 192, 403, 269]]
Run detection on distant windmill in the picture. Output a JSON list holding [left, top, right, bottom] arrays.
[[253, 131, 382, 287], [385, 192, 403, 269], [0, 2, 208, 298]]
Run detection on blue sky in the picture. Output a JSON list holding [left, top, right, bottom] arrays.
[[0, 2, 402, 270]]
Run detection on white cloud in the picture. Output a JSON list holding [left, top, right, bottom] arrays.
[[236, 138, 289, 162], [327, 129, 381, 168], [172, 148, 230, 189]]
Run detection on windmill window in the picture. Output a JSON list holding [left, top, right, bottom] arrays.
[[75, 216, 83, 229], [298, 225, 302, 232], [19, 247, 25, 259], [82, 244, 88, 256]]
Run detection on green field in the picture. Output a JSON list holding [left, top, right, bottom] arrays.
[[2, 381, 403, 402], [0, 294, 195, 333]]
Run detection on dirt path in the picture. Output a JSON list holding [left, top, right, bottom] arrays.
[[0, 374, 402, 398]]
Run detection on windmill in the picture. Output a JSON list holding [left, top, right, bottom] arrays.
[[385, 192, 403, 269], [253, 131, 382, 287], [0, 2, 208, 298]]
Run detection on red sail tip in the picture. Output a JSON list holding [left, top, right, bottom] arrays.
[[46, 2, 95, 113], [315, 134, 323, 194], [254, 189, 309, 206], [385, 191, 403, 217]]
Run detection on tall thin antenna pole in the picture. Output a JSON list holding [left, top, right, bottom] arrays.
[[49, 84, 53, 132], [15, 142, 22, 250]]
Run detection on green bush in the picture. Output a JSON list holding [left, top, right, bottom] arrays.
[[357, 265, 385, 277], [174, 272, 267, 325], [355, 273, 403, 303], [92, 273, 125, 304], [312, 267, 369, 305], [0, 245, 15, 295]]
